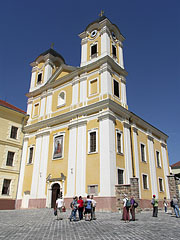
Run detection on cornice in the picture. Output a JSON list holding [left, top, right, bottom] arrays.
[[68, 119, 87, 129], [147, 134, 154, 142], [35, 128, 51, 138], [98, 109, 116, 122]]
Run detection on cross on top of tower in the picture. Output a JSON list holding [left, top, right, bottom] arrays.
[[99, 10, 104, 17]]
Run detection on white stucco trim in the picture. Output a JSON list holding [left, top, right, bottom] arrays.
[[44, 63, 52, 84], [80, 39, 88, 67], [141, 173, 149, 190], [161, 143, 170, 199], [118, 44, 124, 69], [101, 27, 111, 58], [88, 128, 98, 154]]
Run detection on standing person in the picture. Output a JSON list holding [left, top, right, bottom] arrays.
[[172, 195, 180, 218], [122, 194, 130, 223], [163, 197, 168, 213], [151, 195, 158, 217], [130, 196, 135, 221], [91, 195, 97, 220], [84, 195, 92, 221], [69, 196, 78, 222], [56, 194, 64, 220], [77, 196, 84, 220]]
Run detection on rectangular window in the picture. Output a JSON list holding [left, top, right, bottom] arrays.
[[88, 185, 98, 196], [28, 147, 34, 164], [34, 103, 39, 116], [156, 151, 161, 168], [37, 73, 42, 84], [142, 174, 148, 189], [159, 178, 164, 192], [6, 151, 15, 166], [2, 179, 11, 195], [112, 45, 117, 57], [113, 80, 119, 98], [90, 79, 98, 95], [117, 169, 124, 184], [141, 144, 146, 162], [117, 132, 123, 154], [90, 132, 96, 153], [53, 135, 64, 159], [10, 126, 18, 139], [91, 44, 97, 58]]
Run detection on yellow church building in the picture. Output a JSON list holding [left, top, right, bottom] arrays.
[[16, 16, 172, 211]]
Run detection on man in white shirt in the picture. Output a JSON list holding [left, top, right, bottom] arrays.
[[91, 195, 97, 220], [56, 195, 64, 220]]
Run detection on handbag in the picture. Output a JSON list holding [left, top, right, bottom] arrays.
[[54, 209, 57, 216], [62, 206, 66, 212], [134, 201, 138, 208]]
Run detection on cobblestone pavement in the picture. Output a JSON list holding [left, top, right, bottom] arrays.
[[0, 209, 179, 240]]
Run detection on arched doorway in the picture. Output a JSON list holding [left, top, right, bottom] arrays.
[[51, 183, 60, 208]]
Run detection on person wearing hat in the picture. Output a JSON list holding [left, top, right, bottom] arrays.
[[151, 194, 158, 217], [172, 195, 180, 218], [123, 194, 130, 222]]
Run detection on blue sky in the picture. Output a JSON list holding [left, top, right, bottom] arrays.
[[0, 0, 179, 165]]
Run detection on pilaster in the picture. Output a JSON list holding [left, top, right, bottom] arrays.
[[161, 142, 170, 199]]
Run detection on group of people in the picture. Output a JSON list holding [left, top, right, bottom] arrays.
[[55, 194, 96, 221], [151, 194, 180, 218], [122, 195, 138, 223]]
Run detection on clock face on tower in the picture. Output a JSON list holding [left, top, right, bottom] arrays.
[[90, 30, 97, 38], [112, 31, 116, 40]]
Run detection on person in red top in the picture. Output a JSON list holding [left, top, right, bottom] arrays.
[[77, 196, 84, 220]]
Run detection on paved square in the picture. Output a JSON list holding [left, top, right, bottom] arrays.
[[0, 209, 179, 240]]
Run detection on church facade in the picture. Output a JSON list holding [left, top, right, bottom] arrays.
[[16, 16, 170, 211]]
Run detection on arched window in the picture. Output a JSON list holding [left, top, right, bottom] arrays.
[[58, 91, 66, 107]]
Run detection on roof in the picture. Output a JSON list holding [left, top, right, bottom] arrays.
[[171, 161, 180, 169], [0, 100, 26, 115], [35, 48, 65, 63]]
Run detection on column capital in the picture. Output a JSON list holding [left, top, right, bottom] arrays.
[[98, 110, 116, 122], [147, 134, 154, 142]]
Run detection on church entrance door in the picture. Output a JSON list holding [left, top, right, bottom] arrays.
[[51, 183, 60, 208]]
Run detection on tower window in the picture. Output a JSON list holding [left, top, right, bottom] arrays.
[[58, 91, 66, 107], [117, 169, 124, 184], [113, 80, 119, 98], [10, 126, 18, 139], [2, 179, 11, 195], [112, 45, 117, 58], [6, 151, 15, 166], [37, 73, 42, 84], [91, 44, 97, 58]]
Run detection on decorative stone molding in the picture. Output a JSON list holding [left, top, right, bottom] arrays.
[[98, 110, 116, 122], [35, 128, 50, 138], [147, 135, 154, 142], [123, 121, 131, 129], [99, 63, 113, 75], [68, 119, 87, 130]]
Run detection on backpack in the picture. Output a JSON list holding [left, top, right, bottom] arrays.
[[86, 200, 92, 209], [126, 199, 131, 208], [170, 200, 174, 208]]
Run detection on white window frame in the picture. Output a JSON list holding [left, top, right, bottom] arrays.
[[112, 43, 117, 59], [52, 132, 65, 160], [158, 177, 164, 192], [88, 128, 98, 154], [27, 145, 35, 164], [89, 78, 99, 96], [37, 71, 43, 85], [6, 151, 15, 167], [10, 125, 19, 140], [33, 103, 40, 117], [57, 91, 66, 108], [142, 173, 149, 190], [87, 184, 98, 196], [1, 179, 11, 196], [90, 42, 98, 59], [117, 168, 124, 185], [156, 150, 161, 168], [140, 143, 147, 163], [113, 79, 120, 99], [116, 130, 123, 154]]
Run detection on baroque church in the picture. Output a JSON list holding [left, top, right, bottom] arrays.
[[16, 16, 171, 211]]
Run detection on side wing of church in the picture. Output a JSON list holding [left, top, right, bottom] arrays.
[[16, 16, 171, 211]]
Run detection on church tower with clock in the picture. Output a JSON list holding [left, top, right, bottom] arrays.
[[16, 15, 171, 211]]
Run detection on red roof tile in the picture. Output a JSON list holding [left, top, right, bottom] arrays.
[[0, 100, 26, 115], [171, 161, 180, 168]]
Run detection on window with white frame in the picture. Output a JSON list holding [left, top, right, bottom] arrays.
[[88, 129, 98, 153], [37, 72, 42, 84], [2, 179, 11, 195], [91, 43, 97, 58], [159, 178, 164, 192], [87, 185, 98, 196], [58, 91, 66, 107], [53, 134, 65, 159], [113, 79, 119, 98], [116, 130, 123, 154], [112, 44, 117, 58], [10, 126, 18, 139], [28, 147, 34, 164], [156, 151, 161, 168], [140, 143, 146, 162], [142, 174, 148, 190], [117, 169, 124, 184], [6, 151, 15, 166]]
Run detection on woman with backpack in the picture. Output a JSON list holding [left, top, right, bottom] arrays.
[[123, 194, 130, 223]]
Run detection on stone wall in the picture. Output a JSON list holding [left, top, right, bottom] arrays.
[[168, 175, 180, 200]]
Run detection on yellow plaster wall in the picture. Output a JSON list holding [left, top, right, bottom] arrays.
[[87, 72, 101, 99], [86, 119, 100, 192], [55, 71, 70, 80]]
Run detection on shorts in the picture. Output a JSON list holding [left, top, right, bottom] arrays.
[[85, 208, 91, 214]]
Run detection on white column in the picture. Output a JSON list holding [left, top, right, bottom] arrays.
[[99, 113, 116, 196], [148, 135, 158, 198], [44, 61, 52, 83], [37, 132, 50, 198], [72, 77, 79, 106], [29, 70, 36, 92], [101, 27, 110, 57], [30, 134, 42, 198], [161, 142, 170, 199], [76, 122, 87, 196], [80, 39, 88, 67], [118, 42, 124, 69], [40, 93, 46, 118], [123, 122, 133, 184], [27, 99, 33, 122], [121, 77, 127, 107], [17, 138, 29, 199], [100, 63, 112, 96], [80, 74, 87, 105], [46, 89, 52, 116], [66, 126, 77, 197], [132, 127, 141, 198]]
